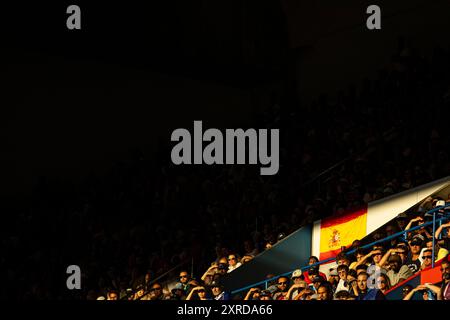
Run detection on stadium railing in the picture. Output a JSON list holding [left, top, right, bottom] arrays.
[[231, 203, 450, 295]]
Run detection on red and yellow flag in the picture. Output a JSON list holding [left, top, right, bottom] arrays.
[[319, 209, 367, 260]]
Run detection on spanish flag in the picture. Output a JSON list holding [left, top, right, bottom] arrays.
[[319, 209, 367, 260]]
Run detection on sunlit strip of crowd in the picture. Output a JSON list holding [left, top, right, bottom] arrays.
[[98, 208, 450, 300]]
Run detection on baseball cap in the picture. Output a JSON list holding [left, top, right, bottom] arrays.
[[291, 269, 303, 279], [410, 238, 423, 246], [413, 234, 425, 241], [171, 283, 184, 293]]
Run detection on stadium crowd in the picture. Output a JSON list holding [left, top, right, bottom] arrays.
[[2, 38, 450, 300], [99, 206, 450, 300]]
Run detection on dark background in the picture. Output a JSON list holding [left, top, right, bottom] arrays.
[[2, 0, 450, 199], [1, 0, 450, 300], [2, 1, 287, 199]]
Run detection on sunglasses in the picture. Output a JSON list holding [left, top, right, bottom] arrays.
[[228, 257, 236, 260], [197, 290, 205, 293], [422, 256, 432, 260]]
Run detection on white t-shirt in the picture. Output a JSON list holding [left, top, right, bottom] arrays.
[[335, 279, 350, 293], [227, 262, 242, 273]]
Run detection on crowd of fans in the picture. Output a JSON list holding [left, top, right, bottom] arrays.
[[232, 209, 450, 301], [2, 38, 450, 300], [109, 202, 449, 301]]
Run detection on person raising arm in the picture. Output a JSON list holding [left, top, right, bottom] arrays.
[[403, 284, 429, 300], [352, 249, 383, 269], [201, 263, 218, 281], [186, 286, 207, 300], [378, 248, 402, 268], [405, 216, 432, 239], [434, 221, 450, 240], [244, 288, 260, 301]]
